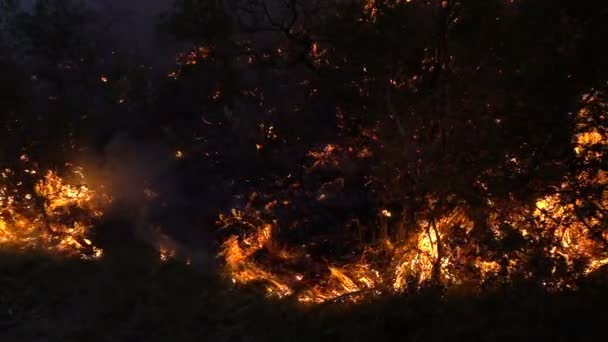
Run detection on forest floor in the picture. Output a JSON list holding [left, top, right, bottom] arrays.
[[1, 248, 607, 342]]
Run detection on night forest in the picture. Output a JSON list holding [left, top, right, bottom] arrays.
[[2, 0, 608, 340]]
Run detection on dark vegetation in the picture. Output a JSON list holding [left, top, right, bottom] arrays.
[[2, 0, 608, 340]]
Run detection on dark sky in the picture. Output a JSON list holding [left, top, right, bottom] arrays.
[[98, 0, 176, 64], [22, 0, 177, 66], [91, 0, 176, 67]]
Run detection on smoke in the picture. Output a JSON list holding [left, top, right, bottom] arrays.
[[97, 133, 174, 204], [77, 133, 219, 269], [77, 134, 174, 254]]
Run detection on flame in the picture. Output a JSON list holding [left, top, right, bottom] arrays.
[[217, 91, 608, 304], [381, 209, 392, 217], [220, 219, 293, 298], [309, 41, 328, 66], [219, 183, 608, 302], [160, 246, 176, 262], [0, 168, 108, 259], [308, 144, 341, 169]]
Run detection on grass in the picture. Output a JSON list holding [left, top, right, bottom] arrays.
[[1, 247, 608, 342]]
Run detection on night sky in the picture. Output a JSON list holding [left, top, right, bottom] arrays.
[[21, 0, 177, 66]]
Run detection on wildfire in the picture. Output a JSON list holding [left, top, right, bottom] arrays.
[[0, 167, 108, 259], [217, 91, 608, 304]]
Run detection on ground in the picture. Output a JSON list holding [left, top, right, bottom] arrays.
[[1, 248, 607, 342]]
